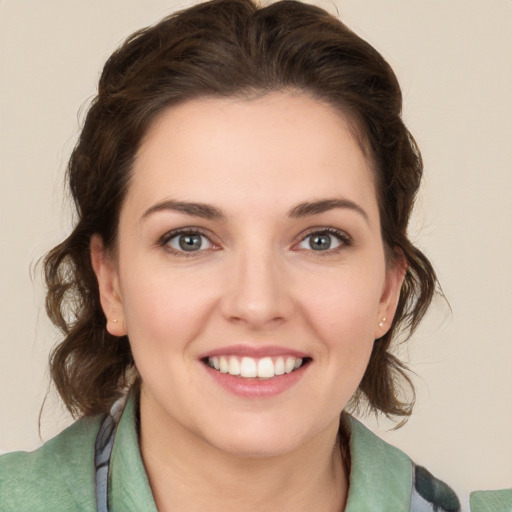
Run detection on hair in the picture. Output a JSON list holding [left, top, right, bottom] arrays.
[[44, 0, 437, 420]]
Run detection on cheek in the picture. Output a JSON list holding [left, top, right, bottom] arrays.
[[119, 271, 215, 353], [296, 262, 384, 393], [119, 275, 216, 401], [300, 265, 384, 339]]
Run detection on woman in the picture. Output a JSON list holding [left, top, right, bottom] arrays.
[[0, 0, 507, 510]]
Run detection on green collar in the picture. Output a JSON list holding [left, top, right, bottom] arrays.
[[109, 394, 158, 512], [345, 416, 412, 511], [107, 395, 413, 511]]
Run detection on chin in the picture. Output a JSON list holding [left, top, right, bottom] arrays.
[[207, 431, 303, 459], [196, 411, 335, 459]]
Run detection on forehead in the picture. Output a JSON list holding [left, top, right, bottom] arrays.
[[128, 92, 378, 221]]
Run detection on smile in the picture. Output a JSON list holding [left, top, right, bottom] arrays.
[[205, 356, 308, 379]]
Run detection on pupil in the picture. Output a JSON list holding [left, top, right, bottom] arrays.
[[179, 234, 202, 251], [310, 234, 331, 250]]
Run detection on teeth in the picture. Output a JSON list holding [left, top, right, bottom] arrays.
[[257, 357, 274, 378], [228, 356, 240, 376], [284, 357, 296, 373], [207, 356, 304, 379], [274, 357, 285, 375], [219, 356, 229, 373], [240, 357, 257, 377]]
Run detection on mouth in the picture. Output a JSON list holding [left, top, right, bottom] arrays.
[[202, 355, 311, 380]]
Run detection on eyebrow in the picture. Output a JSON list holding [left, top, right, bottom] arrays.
[[141, 200, 225, 222], [288, 198, 369, 223], [141, 197, 368, 223]]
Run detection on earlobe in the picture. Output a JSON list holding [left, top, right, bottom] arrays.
[[375, 254, 407, 339], [90, 235, 127, 337]]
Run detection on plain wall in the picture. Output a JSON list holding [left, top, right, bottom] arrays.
[[1, 0, 511, 506]]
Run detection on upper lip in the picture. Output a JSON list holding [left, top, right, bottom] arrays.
[[198, 344, 310, 359]]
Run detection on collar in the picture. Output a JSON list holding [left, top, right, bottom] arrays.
[[106, 394, 413, 511], [344, 415, 413, 512], [108, 394, 158, 512]]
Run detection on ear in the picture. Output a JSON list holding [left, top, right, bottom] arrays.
[[90, 234, 127, 337], [374, 251, 407, 339]]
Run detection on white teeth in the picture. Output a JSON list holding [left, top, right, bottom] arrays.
[[257, 357, 274, 378], [284, 357, 296, 374], [274, 357, 285, 375], [219, 356, 229, 373], [240, 357, 258, 377], [228, 356, 240, 376], [207, 355, 305, 378]]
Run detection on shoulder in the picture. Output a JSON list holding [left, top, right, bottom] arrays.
[[0, 414, 103, 512], [345, 415, 462, 512], [470, 488, 512, 512]]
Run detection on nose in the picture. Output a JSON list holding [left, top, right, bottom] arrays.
[[220, 246, 293, 329]]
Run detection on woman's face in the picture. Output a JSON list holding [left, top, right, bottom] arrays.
[[93, 91, 403, 457]]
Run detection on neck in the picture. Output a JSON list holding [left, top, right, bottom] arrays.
[[138, 390, 349, 512]]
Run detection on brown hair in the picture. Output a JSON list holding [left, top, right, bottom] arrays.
[[45, 0, 437, 419]]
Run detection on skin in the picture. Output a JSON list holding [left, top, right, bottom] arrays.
[[91, 91, 404, 512]]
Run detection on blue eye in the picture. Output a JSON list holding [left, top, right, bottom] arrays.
[[165, 232, 213, 253], [298, 230, 348, 251]]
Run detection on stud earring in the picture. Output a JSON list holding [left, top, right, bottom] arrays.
[[378, 317, 387, 328], [112, 319, 118, 323]]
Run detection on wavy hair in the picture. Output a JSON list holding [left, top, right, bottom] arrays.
[[45, 0, 437, 419]]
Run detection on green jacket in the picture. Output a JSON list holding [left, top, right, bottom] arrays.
[[0, 395, 510, 511]]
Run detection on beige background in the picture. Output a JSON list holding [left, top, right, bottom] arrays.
[[1, 0, 511, 506]]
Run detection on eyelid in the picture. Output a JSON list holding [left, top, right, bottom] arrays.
[[157, 227, 219, 255], [156, 225, 351, 255], [293, 226, 353, 251]]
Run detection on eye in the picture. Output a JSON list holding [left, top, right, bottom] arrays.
[[161, 230, 214, 254], [297, 229, 350, 252]]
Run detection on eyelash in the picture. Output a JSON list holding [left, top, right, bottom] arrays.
[[295, 227, 352, 254], [158, 228, 217, 257], [157, 226, 352, 256]]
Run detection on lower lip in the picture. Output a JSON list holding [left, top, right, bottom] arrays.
[[203, 363, 309, 398]]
